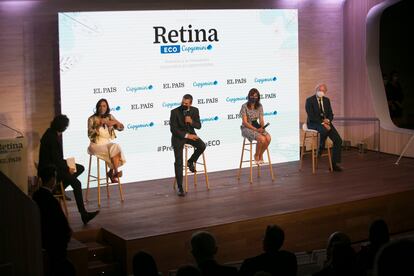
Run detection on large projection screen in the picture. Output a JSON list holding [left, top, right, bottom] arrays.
[[58, 9, 299, 186]]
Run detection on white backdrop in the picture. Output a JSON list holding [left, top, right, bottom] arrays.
[[58, 9, 299, 186]]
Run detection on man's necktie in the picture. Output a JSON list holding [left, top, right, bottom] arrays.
[[318, 98, 325, 118]]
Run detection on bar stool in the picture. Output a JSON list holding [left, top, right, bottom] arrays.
[[237, 138, 275, 184], [86, 154, 124, 207], [34, 162, 68, 217], [173, 144, 210, 192], [299, 123, 333, 173]]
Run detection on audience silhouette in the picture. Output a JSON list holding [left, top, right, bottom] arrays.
[[32, 165, 75, 276], [132, 251, 160, 276], [374, 238, 414, 276], [190, 231, 238, 276], [356, 219, 390, 275], [239, 224, 297, 276]]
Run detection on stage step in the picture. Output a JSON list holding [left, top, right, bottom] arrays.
[[88, 259, 119, 276], [85, 241, 114, 262]]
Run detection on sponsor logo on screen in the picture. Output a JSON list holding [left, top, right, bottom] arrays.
[[193, 80, 218, 88], [126, 85, 154, 93], [163, 82, 185, 89], [254, 76, 277, 84], [227, 113, 242, 120], [154, 25, 218, 54], [127, 122, 155, 130], [197, 97, 218, 105], [227, 78, 247, 85], [162, 102, 180, 109], [131, 103, 154, 110], [264, 111, 278, 116], [226, 96, 247, 103], [200, 116, 219, 123], [261, 93, 277, 99], [93, 87, 117, 94]]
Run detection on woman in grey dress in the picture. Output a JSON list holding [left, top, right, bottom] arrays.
[[240, 88, 271, 164]]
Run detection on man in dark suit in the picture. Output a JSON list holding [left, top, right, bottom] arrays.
[[38, 114, 99, 224], [305, 84, 343, 171], [32, 165, 75, 276], [190, 231, 238, 276], [170, 94, 206, 196], [239, 225, 297, 276]]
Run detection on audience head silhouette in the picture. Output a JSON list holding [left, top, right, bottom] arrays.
[[190, 231, 218, 263], [326, 231, 351, 264], [176, 264, 201, 276], [132, 251, 159, 276], [374, 239, 414, 276], [38, 165, 57, 189], [369, 219, 389, 247], [263, 224, 285, 253]]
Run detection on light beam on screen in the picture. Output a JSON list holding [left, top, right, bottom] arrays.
[[58, 9, 299, 186]]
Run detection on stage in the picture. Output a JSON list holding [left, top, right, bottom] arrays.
[[65, 149, 414, 275]]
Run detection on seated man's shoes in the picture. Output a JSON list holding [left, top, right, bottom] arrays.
[[187, 161, 196, 173], [81, 210, 100, 225], [332, 163, 343, 172], [177, 189, 186, 197]]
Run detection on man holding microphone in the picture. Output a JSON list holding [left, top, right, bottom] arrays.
[[170, 94, 206, 196]]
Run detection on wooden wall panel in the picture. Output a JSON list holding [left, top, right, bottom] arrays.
[[343, 0, 414, 157]]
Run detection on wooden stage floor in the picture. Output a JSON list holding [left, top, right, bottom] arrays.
[[65, 149, 414, 274]]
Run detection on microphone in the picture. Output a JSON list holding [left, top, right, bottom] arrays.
[[0, 121, 24, 138], [183, 108, 191, 126], [263, 122, 270, 129]]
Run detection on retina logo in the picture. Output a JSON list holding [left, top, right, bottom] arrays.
[[197, 98, 218, 105], [200, 116, 219, 123], [127, 122, 155, 130], [162, 102, 180, 109], [126, 85, 154, 93], [154, 25, 219, 55], [264, 111, 278, 116], [226, 96, 246, 103], [254, 77, 277, 84], [0, 142, 23, 154], [193, 80, 218, 88]]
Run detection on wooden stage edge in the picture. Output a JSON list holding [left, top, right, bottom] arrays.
[[68, 150, 414, 275]]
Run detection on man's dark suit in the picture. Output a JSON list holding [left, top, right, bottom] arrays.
[[305, 95, 342, 164], [197, 259, 238, 276], [170, 106, 206, 191], [38, 128, 87, 214], [239, 250, 297, 276]]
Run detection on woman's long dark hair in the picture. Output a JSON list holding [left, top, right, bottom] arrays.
[[94, 98, 110, 117], [247, 88, 261, 109]]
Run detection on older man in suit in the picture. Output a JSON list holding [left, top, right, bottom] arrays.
[[170, 94, 206, 196], [305, 84, 343, 171]]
